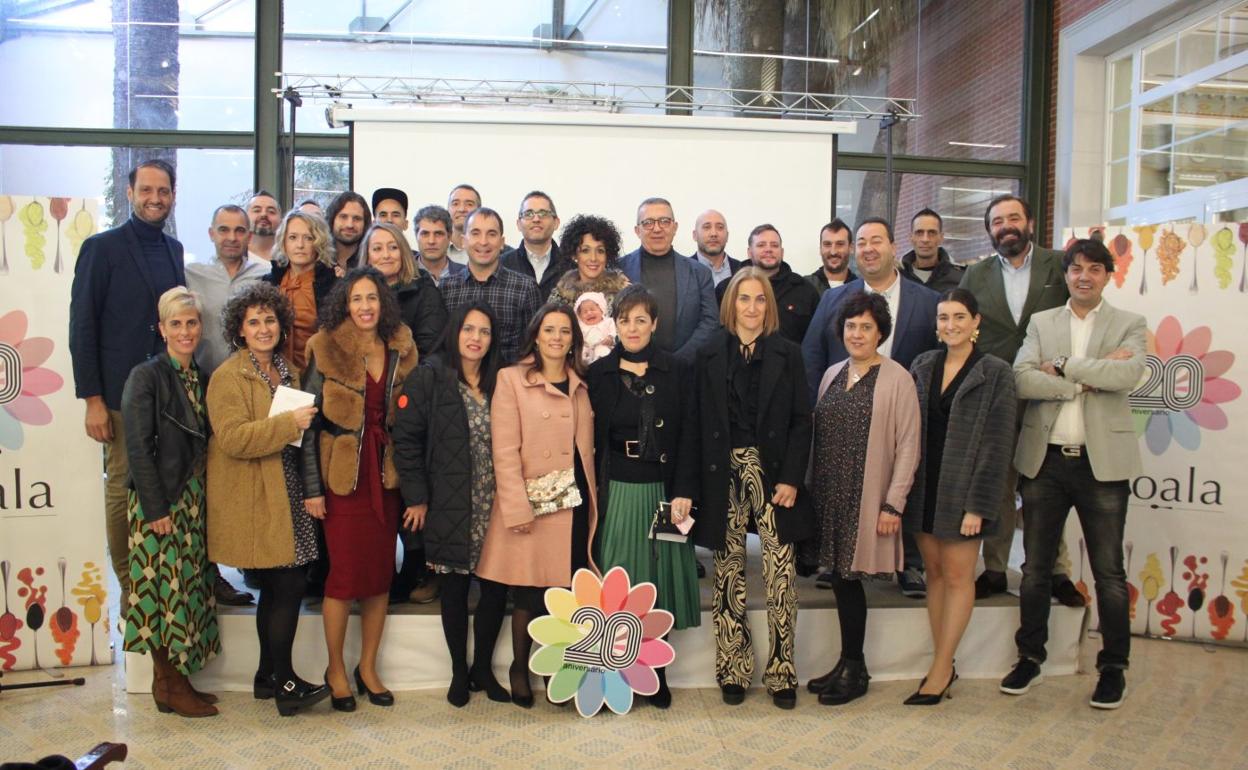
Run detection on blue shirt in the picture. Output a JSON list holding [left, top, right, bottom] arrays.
[[998, 243, 1034, 325]]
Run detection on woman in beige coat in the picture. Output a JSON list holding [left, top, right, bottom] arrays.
[[475, 302, 598, 708], [206, 283, 329, 716]]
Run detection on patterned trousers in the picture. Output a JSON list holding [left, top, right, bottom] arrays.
[[713, 447, 798, 693]]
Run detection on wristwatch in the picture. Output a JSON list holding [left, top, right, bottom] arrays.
[[1052, 355, 1068, 377]]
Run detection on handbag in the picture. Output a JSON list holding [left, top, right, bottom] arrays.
[[524, 467, 583, 517]]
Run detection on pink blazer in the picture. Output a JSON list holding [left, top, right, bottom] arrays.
[[475, 361, 599, 588]]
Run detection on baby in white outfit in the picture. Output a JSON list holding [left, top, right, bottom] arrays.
[[575, 292, 616, 366]]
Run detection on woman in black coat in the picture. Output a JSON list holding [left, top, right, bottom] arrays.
[[903, 288, 1017, 705], [587, 286, 699, 709], [392, 301, 509, 708], [695, 267, 812, 710]]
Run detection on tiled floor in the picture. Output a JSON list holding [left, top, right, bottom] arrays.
[[1, 633, 1245, 769]]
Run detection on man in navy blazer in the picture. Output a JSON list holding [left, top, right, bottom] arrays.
[[801, 217, 939, 597], [69, 159, 186, 596], [620, 197, 719, 364]]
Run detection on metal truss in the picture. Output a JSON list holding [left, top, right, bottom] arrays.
[[278, 74, 918, 121]]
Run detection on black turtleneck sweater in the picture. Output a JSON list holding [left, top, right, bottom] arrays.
[[130, 214, 178, 298], [639, 248, 677, 353]]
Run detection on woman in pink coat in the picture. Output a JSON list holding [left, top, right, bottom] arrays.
[[475, 302, 598, 708]]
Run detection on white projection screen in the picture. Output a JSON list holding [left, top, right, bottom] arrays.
[[343, 107, 854, 275]]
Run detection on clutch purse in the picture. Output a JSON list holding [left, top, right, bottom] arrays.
[[525, 467, 583, 517], [649, 501, 696, 544]]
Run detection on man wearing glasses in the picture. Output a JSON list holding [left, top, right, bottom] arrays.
[[502, 190, 573, 300], [621, 197, 718, 364]]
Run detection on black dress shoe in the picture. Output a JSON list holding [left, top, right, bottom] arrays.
[[974, 570, 1008, 599], [1052, 576, 1088, 608], [903, 667, 957, 706], [213, 574, 254, 606], [325, 669, 356, 712], [720, 684, 745, 705], [447, 670, 470, 709], [818, 658, 869, 706], [509, 661, 534, 708], [468, 665, 510, 702], [354, 665, 394, 707], [275, 678, 331, 716], [772, 688, 797, 709], [696, 560, 707, 579], [807, 659, 845, 693], [648, 669, 671, 709], [253, 672, 275, 700]]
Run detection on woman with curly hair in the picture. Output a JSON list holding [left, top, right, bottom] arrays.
[[301, 266, 421, 711], [206, 283, 329, 716], [263, 210, 338, 370], [549, 214, 630, 312]]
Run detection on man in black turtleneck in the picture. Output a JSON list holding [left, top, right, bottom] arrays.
[[70, 159, 187, 600]]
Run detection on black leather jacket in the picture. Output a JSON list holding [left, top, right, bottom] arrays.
[[120, 355, 209, 522]]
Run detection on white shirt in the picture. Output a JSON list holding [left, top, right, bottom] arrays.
[[865, 269, 902, 359], [697, 253, 734, 286], [448, 241, 468, 265], [185, 255, 269, 375], [998, 243, 1034, 325], [526, 244, 552, 284], [1048, 300, 1103, 446], [246, 248, 272, 263]]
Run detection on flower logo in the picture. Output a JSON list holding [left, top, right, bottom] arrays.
[[529, 567, 675, 717], [0, 310, 63, 450], [1130, 316, 1240, 454]]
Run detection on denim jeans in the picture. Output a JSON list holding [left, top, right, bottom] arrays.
[[1016, 447, 1130, 671]]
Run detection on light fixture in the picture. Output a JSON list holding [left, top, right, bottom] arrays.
[[948, 141, 1008, 149]]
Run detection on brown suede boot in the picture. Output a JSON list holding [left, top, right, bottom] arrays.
[[152, 649, 218, 718]]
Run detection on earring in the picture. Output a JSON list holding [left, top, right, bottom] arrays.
[[971, 328, 980, 344], [935, 328, 942, 343]]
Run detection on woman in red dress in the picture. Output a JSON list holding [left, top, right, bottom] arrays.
[[302, 266, 420, 711]]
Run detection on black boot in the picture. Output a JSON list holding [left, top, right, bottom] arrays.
[[818, 658, 870, 706], [649, 667, 672, 709], [807, 658, 845, 694]]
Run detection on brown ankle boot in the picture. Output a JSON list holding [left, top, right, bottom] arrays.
[[153, 649, 218, 718]]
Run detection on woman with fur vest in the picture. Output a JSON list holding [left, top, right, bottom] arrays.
[[301, 266, 420, 711]]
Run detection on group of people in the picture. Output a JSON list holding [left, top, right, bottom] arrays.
[[68, 159, 1145, 721]]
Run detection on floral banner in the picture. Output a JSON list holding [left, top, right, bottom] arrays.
[[1061, 224, 1246, 644], [0, 196, 111, 671]]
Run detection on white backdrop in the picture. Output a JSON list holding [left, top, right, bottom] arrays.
[[1061, 224, 1247, 645], [0, 195, 111, 672], [344, 107, 854, 275]]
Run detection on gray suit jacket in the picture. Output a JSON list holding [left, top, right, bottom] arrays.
[[1013, 300, 1147, 482]]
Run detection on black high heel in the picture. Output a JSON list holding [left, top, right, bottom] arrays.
[[509, 661, 534, 709], [469, 664, 510, 702], [903, 667, 957, 706], [253, 672, 275, 700], [354, 665, 394, 707], [326, 668, 356, 713]]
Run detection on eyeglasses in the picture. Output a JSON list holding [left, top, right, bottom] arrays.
[[638, 217, 674, 230], [520, 209, 555, 221]]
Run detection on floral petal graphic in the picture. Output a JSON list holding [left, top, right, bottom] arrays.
[[529, 615, 583, 646], [21, 367, 63, 397], [600, 566, 630, 612], [1153, 316, 1183, 359], [1170, 410, 1202, 450], [1144, 412, 1172, 455], [549, 664, 588, 704], [1199, 350, 1234, 379], [5, 395, 53, 426], [545, 587, 579, 621], [573, 670, 604, 717], [572, 568, 602, 610], [1179, 325, 1211, 357], [637, 638, 675, 667], [622, 582, 657, 619], [602, 670, 634, 714], [640, 608, 674, 640], [0, 409, 23, 450], [15, 336, 53, 368], [1186, 403, 1227, 431], [1202, 378, 1241, 404], [0, 310, 27, 346], [620, 661, 659, 695], [529, 642, 569, 675]]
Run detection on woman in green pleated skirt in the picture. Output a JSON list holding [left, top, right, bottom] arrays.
[[586, 286, 702, 709]]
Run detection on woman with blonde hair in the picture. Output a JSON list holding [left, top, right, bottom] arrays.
[[362, 221, 447, 359], [263, 210, 337, 370], [695, 267, 812, 710], [121, 286, 220, 717]]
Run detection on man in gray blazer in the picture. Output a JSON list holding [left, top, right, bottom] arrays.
[[960, 194, 1082, 606], [1000, 238, 1145, 710]]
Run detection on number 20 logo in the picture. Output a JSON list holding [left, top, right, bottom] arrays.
[[563, 606, 643, 670], [1130, 354, 1203, 412]]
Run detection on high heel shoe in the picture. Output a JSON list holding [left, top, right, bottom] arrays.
[[275, 677, 331, 717], [253, 672, 275, 700], [903, 667, 957, 706], [509, 661, 534, 709], [325, 668, 356, 713], [354, 665, 394, 707], [469, 664, 511, 703]]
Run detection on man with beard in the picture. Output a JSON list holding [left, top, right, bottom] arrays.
[[326, 190, 371, 275], [246, 190, 281, 261], [900, 208, 964, 293], [186, 204, 267, 376], [413, 204, 467, 286], [809, 219, 856, 296], [70, 159, 186, 599], [738, 224, 819, 344], [446, 183, 481, 265], [802, 217, 938, 598], [502, 190, 572, 300], [960, 194, 1083, 606], [691, 209, 743, 287], [621, 197, 718, 364]]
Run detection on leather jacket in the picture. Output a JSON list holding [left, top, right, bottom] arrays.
[[120, 355, 209, 522]]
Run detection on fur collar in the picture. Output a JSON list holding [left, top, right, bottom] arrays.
[[552, 269, 630, 307], [307, 321, 417, 387]]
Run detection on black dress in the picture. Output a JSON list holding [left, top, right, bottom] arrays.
[[921, 349, 982, 535]]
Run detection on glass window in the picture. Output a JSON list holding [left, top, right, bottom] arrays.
[[694, 2, 1024, 162], [1142, 37, 1176, 92], [1110, 56, 1133, 109], [0, 1, 255, 131], [837, 171, 1019, 262], [1110, 108, 1131, 162], [1219, 3, 1248, 60], [1177, 19, 1219, 77], [0, 144, 253, 262], [293, 155, 350, 210], [281, 0, 668, 135], [1108, 159, 1130, 208]]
